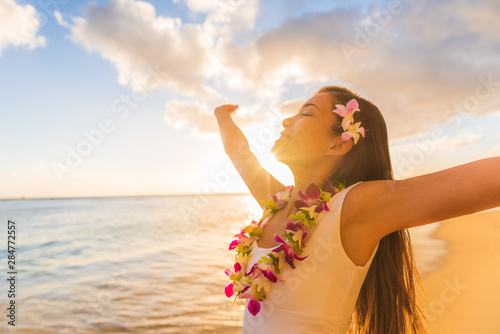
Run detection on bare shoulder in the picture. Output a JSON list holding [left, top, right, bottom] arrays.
[[341, 180, 398, 242], [339, 181, 394, 266], [343, 180, 396, 217]]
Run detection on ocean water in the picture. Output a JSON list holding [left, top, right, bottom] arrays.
[[0, 194, 445, 333]]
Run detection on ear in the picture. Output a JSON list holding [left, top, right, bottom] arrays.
[[325, 137, 353, 157]]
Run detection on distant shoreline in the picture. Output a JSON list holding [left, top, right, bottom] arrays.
[[0, 192, 252, 201]]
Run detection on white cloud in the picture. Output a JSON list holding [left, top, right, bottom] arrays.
[[164, 100, 217, 136], [174, 0, 236, 13], [56, 0, 265, 136], [58, 0, 259, 102], [389, 128, 483, 156], [54, 10, 69, 28], [445, 130, 482, 148], [176, 0, 258, 34], [164, 99, 269, 137], [424, 0, 500, 44], [0, 0, 46, 56], [59, 0, 220, 100], [279, 98, 306, 117]]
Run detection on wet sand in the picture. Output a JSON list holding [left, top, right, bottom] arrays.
[[418, 210, 500, 333]]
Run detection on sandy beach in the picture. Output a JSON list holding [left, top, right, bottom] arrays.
[[418, 210, 500, 334]]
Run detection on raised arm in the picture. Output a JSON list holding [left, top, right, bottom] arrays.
[[346, 157, 500, 241], [214, 104, 285, 207]]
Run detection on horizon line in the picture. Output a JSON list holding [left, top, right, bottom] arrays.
[[0, 191, 251, 201]]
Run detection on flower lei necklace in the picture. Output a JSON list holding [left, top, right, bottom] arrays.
[[224, 179, 345, 316]]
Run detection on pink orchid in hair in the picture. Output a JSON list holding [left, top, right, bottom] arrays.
[[333, 98, 365, 145]]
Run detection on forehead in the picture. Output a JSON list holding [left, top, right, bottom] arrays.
[[301, 92, 336, 113]]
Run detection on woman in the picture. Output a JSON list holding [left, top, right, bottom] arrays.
[[215, 85, 500, 333]]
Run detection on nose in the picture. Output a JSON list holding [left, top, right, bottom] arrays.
[[282, 115, 294, 129]]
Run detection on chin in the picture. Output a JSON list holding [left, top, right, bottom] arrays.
[[270, 142, 285, 161], [270, 146, 292, 166], [270, 152, 284, 166], [271, 139, 307, 166], [271, 146, 318, 169]]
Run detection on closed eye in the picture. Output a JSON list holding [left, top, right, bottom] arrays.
[[301, 113, 311, 117]]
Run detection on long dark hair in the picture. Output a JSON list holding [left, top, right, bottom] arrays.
[[315, 86, 428, 334]]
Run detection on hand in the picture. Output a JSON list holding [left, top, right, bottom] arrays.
[[214, 104, 239, 117]]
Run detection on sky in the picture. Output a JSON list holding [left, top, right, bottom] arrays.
[[1, 0, 499, 199]]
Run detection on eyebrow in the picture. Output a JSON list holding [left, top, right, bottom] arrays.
[[300, 103, 320, 112]]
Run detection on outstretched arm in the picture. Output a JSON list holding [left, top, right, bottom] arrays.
[[347, 157, 500, 240], [214, 104, 284, 207]]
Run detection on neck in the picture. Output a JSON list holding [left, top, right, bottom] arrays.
[[288, 158, 337, 203]]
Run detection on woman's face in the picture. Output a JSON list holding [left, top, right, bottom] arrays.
[[271, 92, 340, 166]]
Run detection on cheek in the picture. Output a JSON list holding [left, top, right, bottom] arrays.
[[294, 125, 332, 152], [299, 120, 331, 140]]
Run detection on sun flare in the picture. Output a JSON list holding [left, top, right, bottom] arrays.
[[254, 150, 294, 187]]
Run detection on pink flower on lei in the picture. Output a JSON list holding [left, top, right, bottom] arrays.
[[272, 234, 308, 269], [294, 182, 330, 213]]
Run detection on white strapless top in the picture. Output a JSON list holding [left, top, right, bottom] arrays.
[[242, 181, 380, 334]]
